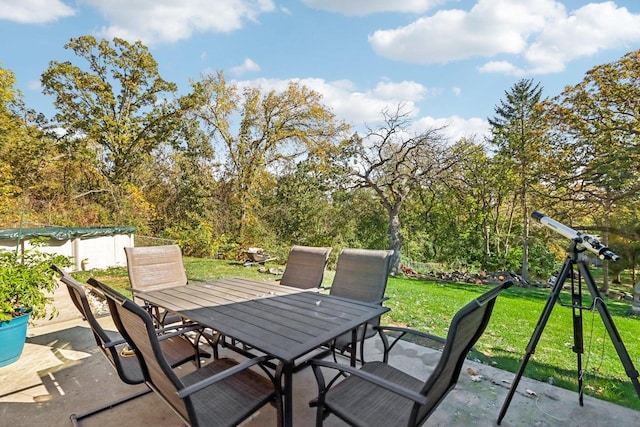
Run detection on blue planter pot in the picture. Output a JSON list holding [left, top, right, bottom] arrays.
[[0, 310, 31, 367]]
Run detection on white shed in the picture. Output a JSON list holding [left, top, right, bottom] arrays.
[[0, 226, 136, 271]]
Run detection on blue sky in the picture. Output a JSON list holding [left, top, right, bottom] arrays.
[[2, 0, 640, 141]]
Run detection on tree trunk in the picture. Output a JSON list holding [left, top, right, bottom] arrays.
[[600, 211, 611, 294], [388, 209, 403, 275], [521, 190, 529, 282]]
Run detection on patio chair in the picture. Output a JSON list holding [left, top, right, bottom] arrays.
[[328, 248, 394, 363], [124, 244, 189, 327], [50, 265, 210, 426], [231, 245, 332, 351], [279, 245, 333, 289], [309, 280, 513, 427], [92, 277, 280, 427]]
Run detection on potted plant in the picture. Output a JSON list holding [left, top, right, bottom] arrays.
[[0, 240, 70, 367]]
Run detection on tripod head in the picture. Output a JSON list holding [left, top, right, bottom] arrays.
[[532, 211, 620, 262]]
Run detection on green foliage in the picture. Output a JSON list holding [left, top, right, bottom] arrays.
[[41, 36, 181, 185], [0, 241, 71, 322], [527, 238, 561, 277], [542, 49, 640, 291], [488, 78, 550, 281], [164, 223, 237, 259], [193, 71, 349, 248]]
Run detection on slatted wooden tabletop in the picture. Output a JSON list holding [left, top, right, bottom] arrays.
[[139, 277, 389, 363]]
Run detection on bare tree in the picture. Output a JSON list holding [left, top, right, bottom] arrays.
[[346, 105, 472, 274]]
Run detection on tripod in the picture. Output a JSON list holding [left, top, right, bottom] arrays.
[[497, 240, 640, 424]]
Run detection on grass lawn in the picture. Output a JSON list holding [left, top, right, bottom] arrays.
[[71, 257, 640, 411]]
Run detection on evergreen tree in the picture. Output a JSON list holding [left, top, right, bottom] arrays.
[[488, 79, 547, 281]]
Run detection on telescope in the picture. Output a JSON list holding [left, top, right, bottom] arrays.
[[532, 211, 619, 261], [499, 211, 638, 424]]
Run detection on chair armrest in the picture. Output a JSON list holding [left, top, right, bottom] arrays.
[[177, 355, 273, 398], [374, 325, 446, 362], [371, 296, 390, 305], [104, 338, 127, 348], [154, 323, 203, 341], [309, 359, 427, 405], [376, 325, 445, 344]]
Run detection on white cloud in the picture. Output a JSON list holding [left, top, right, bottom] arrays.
[[369, 0, 563, 64], [81, 0, 275, 45], [525, 2, 640, 73], [368, 0, 640, 75], [0, 0, 75, 23], [231, 76, 486, 142], [233, 77, 431, 125], [230, 58, 261, 75], [413, 115, 490, 142], [478, 60, 525, 76], [301, 0, 443, 16], [27, 79, 41, 91]]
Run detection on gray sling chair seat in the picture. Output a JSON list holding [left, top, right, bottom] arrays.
[[91, 277, 280, 427], [278, 245, 333, 290], [50, 265, 210, 426], [327, 248, 394, 364], [308, 280, 513, 427]]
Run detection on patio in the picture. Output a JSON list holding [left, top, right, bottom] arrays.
[[1, 284, 639, 426]]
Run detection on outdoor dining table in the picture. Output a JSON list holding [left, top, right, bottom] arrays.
[[137, 277, 389, 427]]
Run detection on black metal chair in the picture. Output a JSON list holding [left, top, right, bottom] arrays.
[[328, 248, 394, 364], [51, 265, 210, 426], [309, 280, 513, 427], [124, 244, 189, 327], [279, 245, 333, 289], [92, 277, 280, 427]]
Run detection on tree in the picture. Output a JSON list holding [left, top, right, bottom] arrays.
[[0, 65, 23, 225], [344, 105, 471, 274], [41, 36, 195, 222], [543, 49, 640, 292], [260, 160, 336, 249], [0, 64, 62, 227], [488, 79, 547, 282], [193, 71, 349, 249], [437, 138, 522, 270]]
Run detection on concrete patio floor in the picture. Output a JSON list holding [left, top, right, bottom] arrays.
[[1, 284, 639, 426]]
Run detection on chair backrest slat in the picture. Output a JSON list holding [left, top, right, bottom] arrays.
[[279, 245, 332, 289], [125, 245, 188, 303]]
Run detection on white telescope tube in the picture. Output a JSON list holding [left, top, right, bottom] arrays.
[[532, 211, 620, 261]]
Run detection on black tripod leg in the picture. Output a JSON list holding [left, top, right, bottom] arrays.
[[497, 258, 572, 425], [578, 262, 640, 398], [571, 276, 584, 406]]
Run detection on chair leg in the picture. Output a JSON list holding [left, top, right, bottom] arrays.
[[359, 339, 367, 365], [70, 387, 152, 426]]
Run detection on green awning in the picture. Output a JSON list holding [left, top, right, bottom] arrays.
[[0, 226, 136, 241]]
